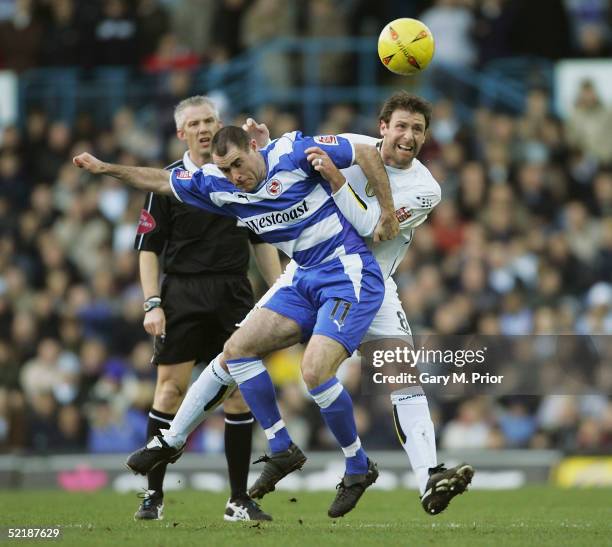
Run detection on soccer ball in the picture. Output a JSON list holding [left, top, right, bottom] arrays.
[[377, 18, 435, 76]]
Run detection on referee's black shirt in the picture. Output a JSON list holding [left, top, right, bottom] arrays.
[[134, 152, 259, 276]]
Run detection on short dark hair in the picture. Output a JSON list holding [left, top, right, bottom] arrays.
[[379, 91, 432, 129], [211, 126, 250, 156]]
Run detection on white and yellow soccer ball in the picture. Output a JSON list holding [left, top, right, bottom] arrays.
[[377, 18, 435, 76]]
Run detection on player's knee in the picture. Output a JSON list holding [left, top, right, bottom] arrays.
[[223, 336, 254, 361], [218, 353, 230, 372], [301, 363, 322, 390]]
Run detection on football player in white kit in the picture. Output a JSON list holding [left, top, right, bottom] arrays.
[[246, 91, 474, 515]]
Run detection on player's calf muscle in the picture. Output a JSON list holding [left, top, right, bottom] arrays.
[[154, 363, 193, 412], [154, 382, 185, 412], [223, 388, 250, 413]]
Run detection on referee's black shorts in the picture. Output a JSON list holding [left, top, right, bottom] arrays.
[[153, 274, 254, 366]]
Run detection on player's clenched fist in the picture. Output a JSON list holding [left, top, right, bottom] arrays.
[[304, 146, 346, 188], [373, 212, 399, 242], [73, 152, 106, 174]]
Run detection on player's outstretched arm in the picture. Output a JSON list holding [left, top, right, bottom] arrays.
[[73, 153, 172, 195], [353, 144, 399, 241]]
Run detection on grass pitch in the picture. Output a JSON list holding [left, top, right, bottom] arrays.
[[1, 487, 610, 546]]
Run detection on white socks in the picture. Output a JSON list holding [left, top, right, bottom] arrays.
[[162, 354, 235, 448], [391, 386, 437, 495]]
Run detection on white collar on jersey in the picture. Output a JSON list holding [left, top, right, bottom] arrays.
[[182, 151, 202, 172]]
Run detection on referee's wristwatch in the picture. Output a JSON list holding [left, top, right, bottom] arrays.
[[143, 296, 162, 313]]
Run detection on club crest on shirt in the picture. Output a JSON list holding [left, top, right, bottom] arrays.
[[137, 209, 156, 234], [314, 135, 338, 145], [266, 179, 283, 196], [395, 207, 412, 223], [175, 169, 192, 180]]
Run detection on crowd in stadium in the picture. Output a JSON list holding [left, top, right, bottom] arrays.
[[1, 0, 611, 457], [0, 0, 610, 74]]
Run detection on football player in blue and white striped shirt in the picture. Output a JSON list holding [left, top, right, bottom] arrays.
[[74, 127, 398, 517]]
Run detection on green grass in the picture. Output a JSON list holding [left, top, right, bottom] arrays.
[[1, 487, 611, 546]]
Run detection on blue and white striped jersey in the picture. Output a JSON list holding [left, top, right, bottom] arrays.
[[168, 131, 370, 268]]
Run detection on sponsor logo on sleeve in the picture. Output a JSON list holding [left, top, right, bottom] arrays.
[[395, 207, 413, 223], [137, 209, 156, 234], [314, 135, 338, 145], [266, 179, 283, 196], [175, 169, 193, 180]]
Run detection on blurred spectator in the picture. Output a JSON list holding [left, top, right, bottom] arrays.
[[421, 0, 476, 68], [497, 400, 537, 447], [93, 0, 138, 66], [170, 0, 217, 58], [241, 0, 295, 88], [0, 151, 28, 208], [562, 200, 601, 263], [25, 391, 59, 452], [143, 32, 200, 73], [19, 338, 61, 399], [473, 0, 513, 66], [37, 122, 73, 183], [506, 0, 571, 59], [211, 0, 250, 60], [86, 398, 146, 453], [565, 0, 611, 57], [305, 0, 351, 85], [40, 0, 88, 67], [565, 80, 612, 164], [0, 0, 42, 71], [54, 404, 87, 452], [441, 398, 496, 449], [135, 0, 169, 62]]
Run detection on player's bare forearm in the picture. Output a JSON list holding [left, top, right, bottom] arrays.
[[252, 243, 282, 287], [139, 251, 166, 336], [139, 251, 161, 299], [102, 163, 171, 194], [73, 152, 172, 195], [353, 144, 394, 214], [353, 144, 399, 241]]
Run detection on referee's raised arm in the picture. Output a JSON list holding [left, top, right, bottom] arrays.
[[73, 152, 173, 195]]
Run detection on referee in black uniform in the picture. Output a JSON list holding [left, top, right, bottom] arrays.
[[133, 96, 281, 521]]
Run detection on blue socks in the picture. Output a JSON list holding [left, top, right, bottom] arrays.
[[226, 358, 292, 454], [310, 377, 368, 475]]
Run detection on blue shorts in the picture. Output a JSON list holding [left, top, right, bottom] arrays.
[[263, 253, 384, 354]]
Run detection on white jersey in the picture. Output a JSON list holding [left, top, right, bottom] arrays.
[[335, 133, 442, 278]]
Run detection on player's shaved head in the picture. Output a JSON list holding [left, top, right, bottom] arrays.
[[379, 92, 432, 129], [211, 126, 251, 157]]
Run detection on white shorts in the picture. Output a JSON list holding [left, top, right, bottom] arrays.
[[362, 276, 412, 343], [240, 261, 412, 345]]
